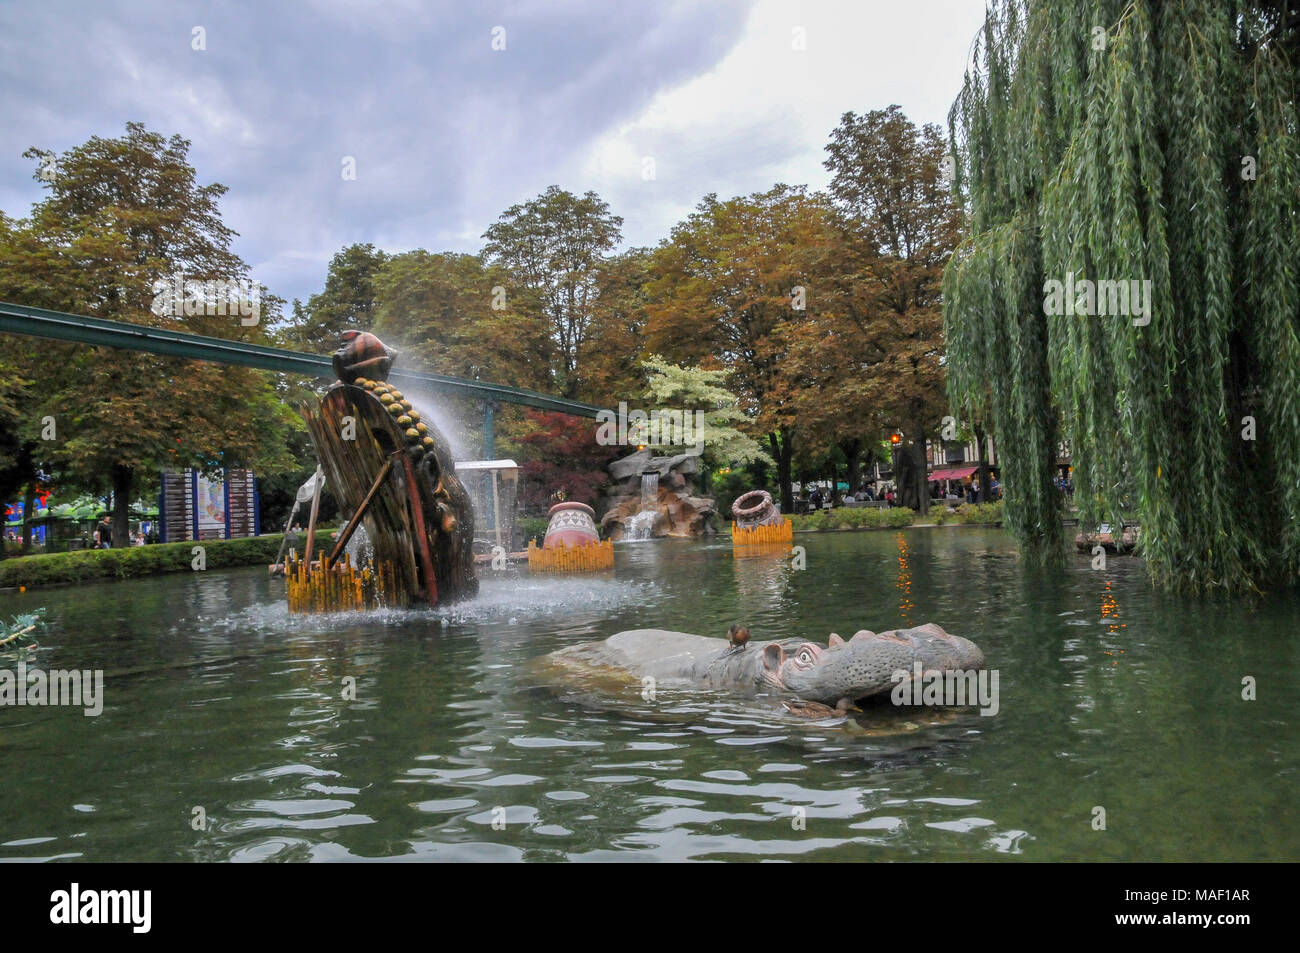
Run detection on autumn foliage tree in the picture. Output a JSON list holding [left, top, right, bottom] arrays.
[[482, 186, 624, 398], [576, 247, 654, 405], [371, 250, 551, 390], [643, 185, 838, 511], [0, 123, 297, 546], [514, 410, 619, 514], [817, 106, 963, 512]]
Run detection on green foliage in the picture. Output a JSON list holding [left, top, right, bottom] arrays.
[[0, 123, 300, 546], [517, 516, 549, 544], [0, 533, 328, 589], [790, 506, 917, 532], [944, 0, 1300, 592], [482, 185, 624, 397], [929, 501, 1005, 525], [0, 608, 44, 652], [711, 468, 765, 520], [639, 356, 772, 468], [283, 243, 388, 350]]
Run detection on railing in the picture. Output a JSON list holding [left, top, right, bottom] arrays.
[[0, 302, 603, 418]]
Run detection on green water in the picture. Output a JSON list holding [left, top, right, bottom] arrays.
[[1, 528, 1296, 862]]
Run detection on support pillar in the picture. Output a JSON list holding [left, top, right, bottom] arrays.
[[482, 402, 495, 459]]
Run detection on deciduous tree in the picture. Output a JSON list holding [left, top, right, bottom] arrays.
[[643, 185, 837, 512], [482, 186, 623, 398], [944, 0, 1300, 591], [284, 243, 388, 351], [0, 123, 297, 546]]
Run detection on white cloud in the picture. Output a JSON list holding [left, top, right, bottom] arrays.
[[0, 0, 988, 302], [572, 0, 987, 247]]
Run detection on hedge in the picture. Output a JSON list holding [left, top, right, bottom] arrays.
[[0, 532, 331, 590], [789, 507, 918, 532], [787, 501, 1006, 533], [924, 501, 1006, 526]]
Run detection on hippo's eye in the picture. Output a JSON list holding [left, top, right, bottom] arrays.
[[797, 648, 814, 665]]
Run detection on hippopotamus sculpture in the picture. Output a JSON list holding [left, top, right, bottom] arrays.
[[533, 623, 985, 717]]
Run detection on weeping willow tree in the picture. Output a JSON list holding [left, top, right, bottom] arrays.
[[944, 0, 1300, 592]]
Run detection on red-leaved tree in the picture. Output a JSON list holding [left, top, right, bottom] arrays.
[[515, 410, 619, 515]]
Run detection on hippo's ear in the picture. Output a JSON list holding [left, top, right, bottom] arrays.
[[850, 630, 876, 642], [828, 632, 844, 647], [763, 643, 785, 672]]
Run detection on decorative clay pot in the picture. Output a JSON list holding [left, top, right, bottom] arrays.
[[732, 490, 781, 529], [544, 502, 600, 548]]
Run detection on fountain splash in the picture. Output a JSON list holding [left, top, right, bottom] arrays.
[[623, 509, 657, 541]]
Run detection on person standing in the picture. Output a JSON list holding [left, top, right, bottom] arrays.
[[95, 516, 113, 549]]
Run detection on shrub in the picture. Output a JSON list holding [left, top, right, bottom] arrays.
[[518, 517, 549, 545], [789, 507, 916, 532], [0, 532, 331, 590], [948, 501, 1005, 524], [793, 510, 829, 532]]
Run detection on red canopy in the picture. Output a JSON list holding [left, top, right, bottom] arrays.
[[928, 465, 978, 482]]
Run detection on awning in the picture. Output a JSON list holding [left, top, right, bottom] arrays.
[[929, 465, 979, 481]]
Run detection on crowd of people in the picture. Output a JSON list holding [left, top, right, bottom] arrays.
[[4, 517, 154, 551], [90, 517, 155, 548], [798, 474, 1003, 512]]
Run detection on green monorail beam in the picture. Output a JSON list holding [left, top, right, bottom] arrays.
[[0, 301, 602, 418]]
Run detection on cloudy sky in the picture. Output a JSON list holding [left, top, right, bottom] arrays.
[[0, 0, 987, 305]]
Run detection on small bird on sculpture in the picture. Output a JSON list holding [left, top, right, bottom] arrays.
[[727, 623, 750, 652]]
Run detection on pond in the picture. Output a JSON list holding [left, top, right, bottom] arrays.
[[1, 528, 1296, 861]]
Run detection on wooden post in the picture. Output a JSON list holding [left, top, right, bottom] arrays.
[[303, 466, 324, 574], [401, 455, 439, 606], [271, 498, 299, 569], [327, 455, 395, 565]]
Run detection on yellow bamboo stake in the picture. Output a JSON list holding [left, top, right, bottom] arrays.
[[284, 551, 405, 614], [732, 519, 793, 548], [527, 538, 614, 572]]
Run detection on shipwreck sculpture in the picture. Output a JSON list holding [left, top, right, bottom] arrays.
[[287, 330, 477, 611]]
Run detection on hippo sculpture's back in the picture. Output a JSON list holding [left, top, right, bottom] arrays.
[[533, 623, 985, 717]]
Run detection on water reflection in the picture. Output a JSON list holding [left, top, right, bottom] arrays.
[[1, 530, 1296, 862], [895, 532, 914, 625], [1100, 578, 1126, 666]]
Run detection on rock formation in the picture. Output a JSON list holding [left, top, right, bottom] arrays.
[[601, 448, 716, 540]]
